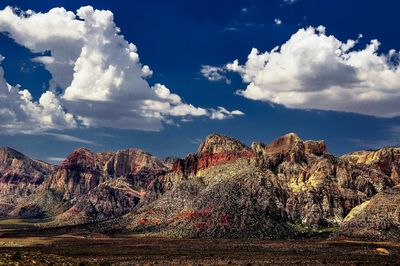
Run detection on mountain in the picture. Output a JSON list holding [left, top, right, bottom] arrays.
[[335, 148, 400, 241], [338, 185, 400, 241], [1, 133, 400, 241], [4, 147, 168, 223], [119, 133, 399, 238], [0, 146, 55, 216]]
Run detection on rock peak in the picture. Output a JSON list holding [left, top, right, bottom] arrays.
[[60, 147, 96, 170], [71, 147, 93, 154], [0, 146, 26, 160], [282, 132, 302, 141], [197, 133, 248, 154], [266, 132, 302, 152]]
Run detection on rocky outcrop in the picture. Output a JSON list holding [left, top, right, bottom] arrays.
[[0, 147, 54, 216], [1, 147, 167, 222], [338, 185, 400, 241], [341, 147, 400, 185], [45, 148, 167, 201], [0, 146, 54, 186], [54, 178, 143, 225], [172, 133, 255, 177]]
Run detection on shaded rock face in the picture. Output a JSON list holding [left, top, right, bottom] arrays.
[[0, 147, 54, 216], [304, 140, 327, 156], [1, 147, 167, 222], [338, 185, 400, 242], [45, 148, 167, 200], [54, 178, 143, 225], [0, 146, 53, 186]]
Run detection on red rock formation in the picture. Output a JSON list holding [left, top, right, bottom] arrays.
[[197, 150, 255, 171], [172, 133, 255, 176], [304, 140, 327, 156], [45, 147, 168, 200]]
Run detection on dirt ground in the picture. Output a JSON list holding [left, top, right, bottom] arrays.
[[1, 228, 400, 265]]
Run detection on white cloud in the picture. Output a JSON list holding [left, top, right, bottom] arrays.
[[0, 56, 76, 134], [0, 6, 84, 89], [210, 107, 244, 120], [224, 26, 400, 118], [0, 6, 243, 134], [274, 18, 282, 25], [200, 65, 231, 84]]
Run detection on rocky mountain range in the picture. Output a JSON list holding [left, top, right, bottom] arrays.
[[1, 133, 399, 241]]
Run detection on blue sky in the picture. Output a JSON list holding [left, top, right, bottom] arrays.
[[0, 0, 399, 163]]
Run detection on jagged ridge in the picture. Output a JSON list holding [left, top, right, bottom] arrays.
[[0, 133, 399, 241]]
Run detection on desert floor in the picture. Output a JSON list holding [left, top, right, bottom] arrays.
[[0, 223, 399, 265]]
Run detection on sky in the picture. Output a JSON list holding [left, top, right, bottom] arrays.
[[0, 0, 399, 163]]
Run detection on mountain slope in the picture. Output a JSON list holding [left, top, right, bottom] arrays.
[[0, 146, 55, 216], [3, 147, 168, 223], [338, 185, 400, 241], [118, 133, 400, 238]]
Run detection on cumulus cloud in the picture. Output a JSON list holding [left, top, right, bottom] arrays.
[[210, 107, 244, 120], [200, 65, 231, 84], [0, 6, 243, 134], [0, 56, 76, 134], [223, 26, 400, 118]]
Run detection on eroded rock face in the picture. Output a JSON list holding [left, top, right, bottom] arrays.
[[172, 134, 255, 177], [45, 148, 167, 201], [0, 146, 54, 185], [338, 185, 400, 241], [341, 148, 400, 185], [45, 148, 106, 200], [54, 178, 143, 225], [2, 147, 167, 221], [0, 147, 54, 216], [304, 140, 327, 156]]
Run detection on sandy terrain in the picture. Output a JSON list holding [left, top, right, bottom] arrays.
[[1, 227, 400, 265]]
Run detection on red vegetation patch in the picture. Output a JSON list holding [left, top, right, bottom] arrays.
[[144, 209, 162, 215], [219, 213, 231, 226], [177, 209, 212, 220]]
